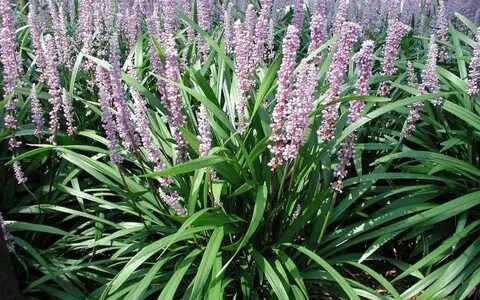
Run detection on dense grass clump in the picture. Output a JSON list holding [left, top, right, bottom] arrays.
[[1, 0, 480, 299]]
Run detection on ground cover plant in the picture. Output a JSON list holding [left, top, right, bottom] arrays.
[[1, 0, 480, 299]]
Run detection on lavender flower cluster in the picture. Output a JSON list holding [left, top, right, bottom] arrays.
[[308, 2, 328, 64], [405, 34, 440, 136], [436, 0, 449, 60], [268, 25, 301, 169], [0, 0, 465, 209], [378, 20, 411, 96], [0, 213, 14, 252], [468, 29, 480, 96], [318, 22, 361, 142], [1, 0, 22, 153], [197, 104, 212, 157], [333, 40, 375, 192]]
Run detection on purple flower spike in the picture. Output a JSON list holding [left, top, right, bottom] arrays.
[[255, 0, 272, 61], [158, 188, 187, 216], [1, 0, 23, 151], [130, 69, 172, 186], [244, 4, 257, 67], [224, 2, 235, 53], [146, 8, 168, 102], [109, 33, 138, 151], [132, 84, 161, 166], [0, 213, 13, 246], [308, 2, 327, 64], [0, 0, 21, 95], [78, 0, 93, 41], [164, 34, 188, 159], [436, 0, 449, 61], [78, 0, 94, 69], [121, 0, 142, 47], [378, 20, 411, 96], [420, 35, 441, 106], [13, 161, 27, 185], [268, 25, 300, 169], [318, 22, 361, 142], [48, 0, 70, 66], [387, 0, 400, 21], [28, 1, 45, 73], [333, 0, 347, 34], [407, 61, 417, 87], [352, 41, 376, 100], [30, 84, 44, 139], [197, 104, 211, 157], [43, 35, 63, 145], [95, 66, 123, 164], [61, 89, 76, 137], [404, 100, 423, 136], [266, 17, 276, 59], [293, 0, 304, 29], [162, 0, 178, 34], [283, 60, 317, 161], [179, 0, 195, 46], [234, 16, 256, 125], [468, 29, 480, 96], [402, 0, 418, 24], [361, 0, 380, 31], [405, 34, 440, 136], [197, 0, 213, 62], [333, 40, 375, 193]]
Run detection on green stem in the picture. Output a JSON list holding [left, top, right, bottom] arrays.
[[468, 96, 474, 166], [208, 168, 215, 208], [316, 192, 337, 246], [277, 161, 290, 201], [18, 0, 26, 9], [22, 183, 42, 215], [288, 157, 300, 191], [132, 150, 168, 212], [118, 165, 152, 233]]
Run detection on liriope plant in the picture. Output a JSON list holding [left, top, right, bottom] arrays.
[[1, 0, 480, 299]]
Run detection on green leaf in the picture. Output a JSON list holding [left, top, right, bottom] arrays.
[[372, 150, 480, 179], [7, 221, 73, 236], [189, 226, 224, 299], [179, 13, 234, 70], [107, 225, 214, 295], [158, 249, 202, 300], [251, 249, 290, 300], [221, 184, 267, 269], [144, 155, 228, 178], [281, 244, 361, 300], [345, 262, 401, 299], [394, 220, 480, 282], [443, 101, 480, 132], [455, 13, 478, 34]]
